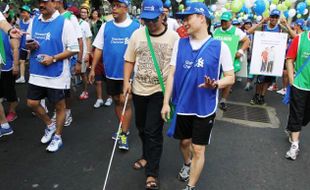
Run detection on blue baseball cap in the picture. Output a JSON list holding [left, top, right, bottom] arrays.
[[270, 9, 280, 17], [140, 0, 164, 19], [109, 0, 130, 6], [295, 19, 305, 27], [176, 2, 211, 19], [232, 19, 240, 25]]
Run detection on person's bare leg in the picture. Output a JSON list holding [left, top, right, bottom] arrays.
[[180, 139, 192, 165], [0, 103, 7, 124], [8, 101, 18, 113], [27, 99, 52, 126], [114, 94, 132, 133], [19, 60, 26, 79], [188, 144, 206, 187], [54, 99, 66, 135], [82, 73, 88, 92], [95, 81, 103, 100]]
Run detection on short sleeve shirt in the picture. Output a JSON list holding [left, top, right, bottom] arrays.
[[0, 12, 5, 22]]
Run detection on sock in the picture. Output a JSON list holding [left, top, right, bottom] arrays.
[[1, 123, 10, 129], [292, 141, 299, 149], [187, 184, 196, 189], [184, 162, 191, 167], [54, 134, 61, 139], [47, 122, 56, 129], [66, 109, 71, 115], [221, 98, 227, 103]]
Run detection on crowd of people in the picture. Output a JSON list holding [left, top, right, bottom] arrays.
[[0, 0, 309, 189]]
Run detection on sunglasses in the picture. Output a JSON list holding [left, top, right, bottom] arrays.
[[143, 17, 160, 23]]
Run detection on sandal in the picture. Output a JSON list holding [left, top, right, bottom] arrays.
[[145, 178, 159, 190], [133, 158, 147, 170]]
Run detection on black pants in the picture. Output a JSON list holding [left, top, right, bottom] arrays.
[[287, 86, 310, 132], [0, 71, 17, 102], [133, 92, 164, 178]]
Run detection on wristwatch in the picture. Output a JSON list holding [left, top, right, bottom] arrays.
[[52, 56, 57, 63]]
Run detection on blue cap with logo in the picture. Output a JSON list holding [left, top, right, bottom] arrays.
[[140, 0, 163, 19], [176, 2, 211, 19], [295, 19, 305, 28], [270, 9, 280, 17], [232, 19, 241, 25]]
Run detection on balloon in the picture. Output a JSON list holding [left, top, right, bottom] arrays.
[[164, 0, 171, 8], [263, 10, 270, 17], [218, 0, 227, 5], [281, 3, 288, 11], [243, 14, 249, 20], [271, 0, 279, 5], [185, 0, 191, 6], [221, 7, 228, 13], [224, 2, 231, 9], [284, 0, 292, 8], [296, 2, 307, 14], [306, 0, 310, 6], [303, 9, 309, 16], [244, 0, 254, 8], [270, 4, 277, 11], [297, 13, 301, 18], [283, 10, 289, 18], [288, 9, 296, 18], [256, 15, 263, 22], [176, 0, 182, 3], [210, 4, 217, 12], [178, 4, 184, 11], [264, 0, 270, 9], [231, 0, 243, 13], [253, 0, 266, 15]]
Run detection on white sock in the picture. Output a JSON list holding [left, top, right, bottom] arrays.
[[66, 109, 71, 115], [40, 99, 46, 107], [221, 98, 227, 103], [54, 134, 61, 139], [1, 123, 10, 129], [292, 141, 299, 149]]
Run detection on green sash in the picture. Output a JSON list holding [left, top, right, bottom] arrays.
[[63, 11, 72, 20], [0, 31, 6, 65]]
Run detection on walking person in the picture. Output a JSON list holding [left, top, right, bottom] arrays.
[[25, 0, 79, 152], [285, 30, 310, 160], [161, 3, 234, 189], [89, 0, 139, 151]]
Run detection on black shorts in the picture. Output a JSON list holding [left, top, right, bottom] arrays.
[[287, 86, 310, 132], [95, 74, 105, 82], [106, 78, 123, 96], [27, 84, 65, 104], [19, 49, 29, 61], [256, 75, 276, 84], [0, 71, 17, 102], [174, 114, 216, 145], [64, 89, 71, 98]]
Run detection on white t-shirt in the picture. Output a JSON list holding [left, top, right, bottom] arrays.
[[0, 12, 5, 22], [167, 18, 180, 31], [61, 11, 83, 39], [26, 11, 80, 89], [79, 19, 92, 58], [92, 18, 133, 50], [170, 36, 234, 72]]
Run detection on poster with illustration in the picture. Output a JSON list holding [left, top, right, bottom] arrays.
[[250, 31, 288, 77]]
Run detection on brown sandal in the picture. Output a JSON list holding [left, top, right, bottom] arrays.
[[132, 158, 147, 170], [145, 178, 159, 190]]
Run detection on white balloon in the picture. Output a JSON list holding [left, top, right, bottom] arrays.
[[210, 4, 217, 12], [256, 15, 263, 22], [288, 9, 296, 18], [176, 0, 182, 3], [245, 0, 254, 8], [221, 7, 227, 13], [218, 0, 227, 5], [290, 0, 297, 3], [270, 4, 277, 11], [238, 17, 243, 22], [303, 9, 308, 16], [243, 14, 249, 20]]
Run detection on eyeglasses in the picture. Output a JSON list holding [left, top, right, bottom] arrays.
[[143, 17, 160, 23], [111, 3, 127, 8]]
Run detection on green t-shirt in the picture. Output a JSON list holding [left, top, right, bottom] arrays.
[[294, 31, 310, 90]]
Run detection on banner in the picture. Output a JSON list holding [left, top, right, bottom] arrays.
[[250, 31, 288, 77]]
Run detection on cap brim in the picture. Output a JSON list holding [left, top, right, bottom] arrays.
[[221, 18, 230, 21], [140, 12, 162, 19]]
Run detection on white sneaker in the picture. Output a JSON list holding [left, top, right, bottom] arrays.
[[285, 144, 299, 160], [46, 136, 63, 152], [41, 125, 56, 144], [15, 77, 25, 83], [93, 99, 104, 108], [64, 112, 72, 127], [276, 88, 286, 95], [178, 163, 191, 182], [104, 97, 113, 107]]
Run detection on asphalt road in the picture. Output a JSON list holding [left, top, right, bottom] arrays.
[[1, 80, 310, 190]]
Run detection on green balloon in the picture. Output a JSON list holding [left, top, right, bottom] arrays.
[[297, 13, 301, 18], [263, 10, 270, 17], [264, 0, 270, 9], [231, 0, 242, 13], [179, 4, 184, 11], [225, 2, 231, 9], [284, 0, 292, 7], [306, 0, 310, 6], [272, 0, 279, 5], [281, 3, 288, 11]]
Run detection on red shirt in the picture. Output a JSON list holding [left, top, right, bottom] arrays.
[[286, 32, 310, 60]]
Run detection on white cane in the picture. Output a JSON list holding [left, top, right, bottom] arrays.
[[102, 90, 130, 190]]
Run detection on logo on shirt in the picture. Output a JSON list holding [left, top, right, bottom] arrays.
[[34, 32, 51, 41], [183, 60, 193, 69], [144, 6, 155, 12], [195, 57, 204, 68], [111, 37, 129, 44]]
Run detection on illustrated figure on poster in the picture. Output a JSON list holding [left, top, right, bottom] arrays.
[[267, 46, 275, 73], [260, 47, 269, 72]]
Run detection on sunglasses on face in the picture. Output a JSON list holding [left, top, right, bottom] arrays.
[[143, 17, 160, 23]]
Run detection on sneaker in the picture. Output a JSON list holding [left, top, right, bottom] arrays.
[[183, 185, 196, 190], [219, 102, 228, 111], [79, 91, 89, 100], [46, 136, 63, 152], [0, 126, 14, 137], [6, 112, 17, 122], [267, 84, 278, 91], [178, 163, 190, 182], [244, 84, 253, 91], [64, 112, 72, 127], [257, 96, 266, 105], [41, 125, 56, 144], [93, 99, 104, 108], [276, 88, 286, 96], [237, 77, 242, 82], [112, 129, 130, 140], [15, 77, 25, 83], [104, 97, 113, 107], [250, 95, 259, 105], [285, 144, 299, 160], [118, 133, 129, 151], [284, 129, 293, 143]]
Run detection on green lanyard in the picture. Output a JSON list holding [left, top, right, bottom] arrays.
[[0, 32, 6, 65]]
